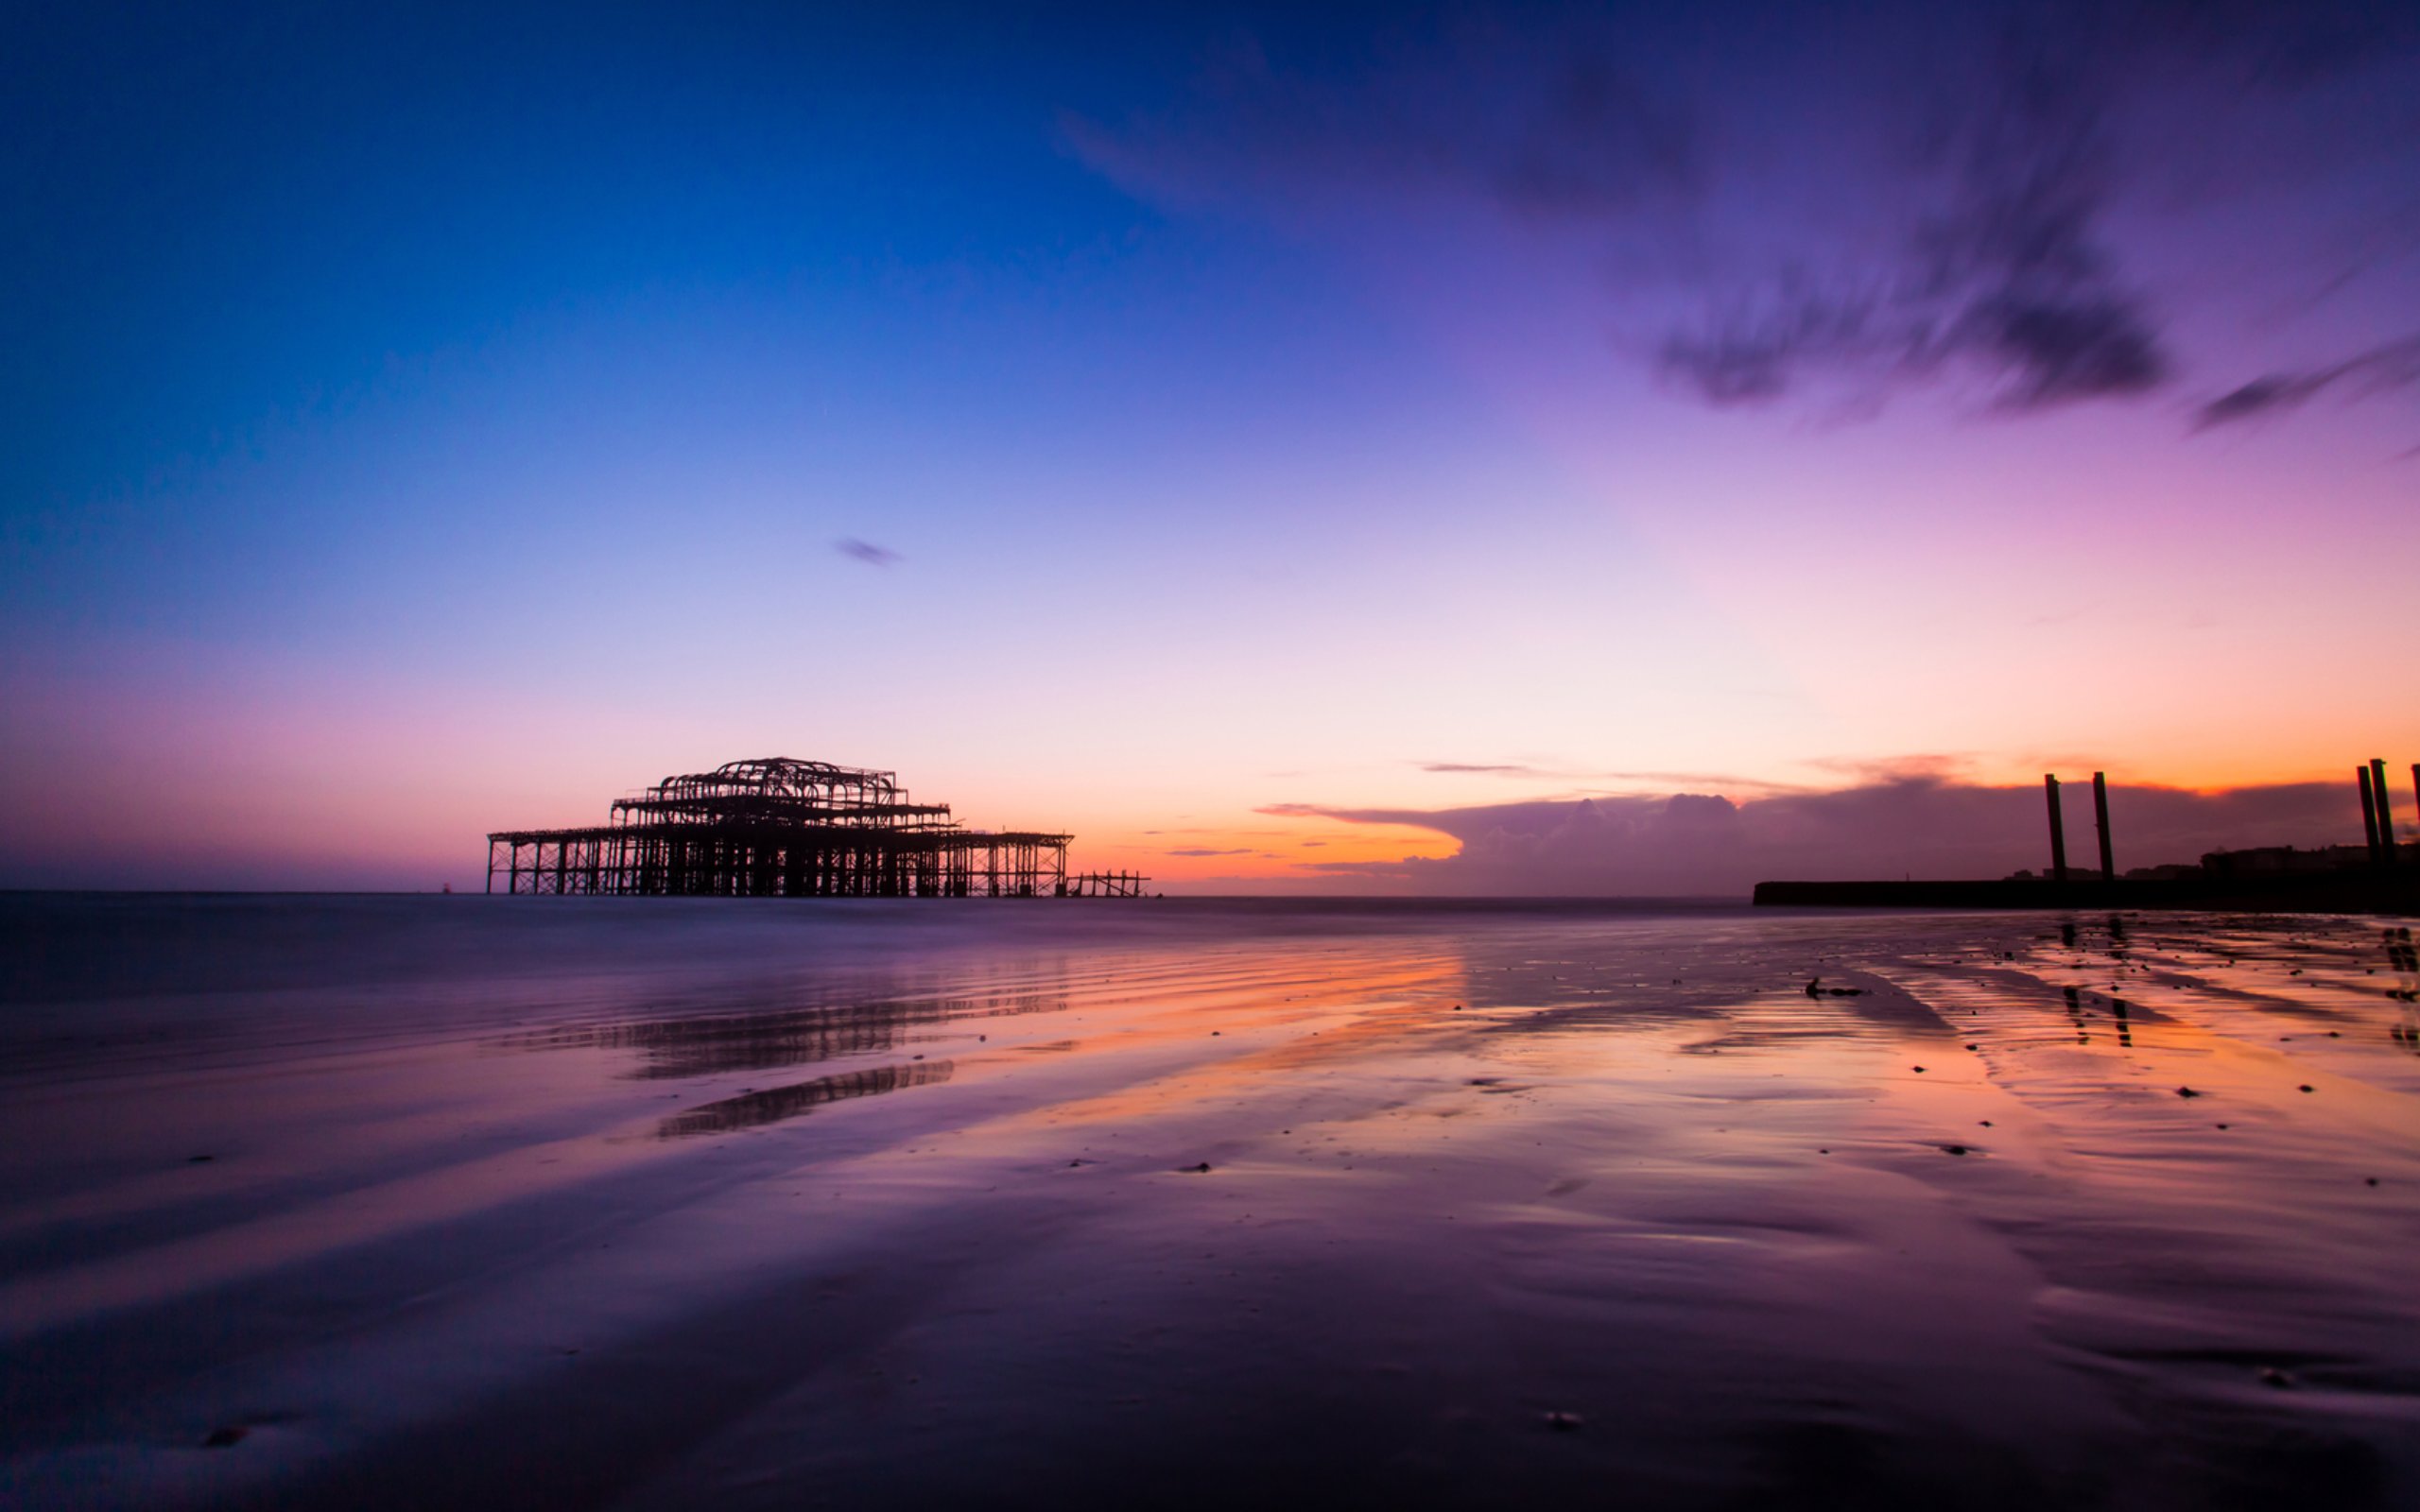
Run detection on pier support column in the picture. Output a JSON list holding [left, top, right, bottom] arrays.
[[2046, 775, 2068, 885], [2092, 772, 2115, 882], [2375, 759, 2397, 867], [2360, 766, 2381, 865]]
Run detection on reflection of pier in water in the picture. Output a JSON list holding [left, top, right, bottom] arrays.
[[506, 992, 1066, 1079], [501, 990, 1066, 1137], [658, 1060, 956, 1138]]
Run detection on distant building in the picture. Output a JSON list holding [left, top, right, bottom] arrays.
[[2121, 864, 2204, 882], [2199, 845, 2371, 878]]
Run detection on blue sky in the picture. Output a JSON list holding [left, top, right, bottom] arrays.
[[5, 2, 2416, 889]]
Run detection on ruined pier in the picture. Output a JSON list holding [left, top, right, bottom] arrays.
[[487, 757, 1119, 898]]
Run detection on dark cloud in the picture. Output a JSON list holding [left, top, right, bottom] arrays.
[[1075, 3, 2420, 431], [2194, 334, 2420, 428], [1165, 847, 1253, 857], [1662, 29, 2168, 413], [1267, 774, 2363, 896], [835, 538, 902, 568]]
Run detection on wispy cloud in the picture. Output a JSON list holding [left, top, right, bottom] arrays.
[[835, 538, 903, 568], [1657, 30, 2169, 414], [2194, 334, 2420, 429], [1070, 6, 2420, 433], [1420, 761, 1557, 777], [1421, 759, 1816, 797]]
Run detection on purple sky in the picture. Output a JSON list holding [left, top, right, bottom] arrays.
[[3, 3, 2415, 891]]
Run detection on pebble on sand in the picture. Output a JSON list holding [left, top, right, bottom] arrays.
[[1942, 1144, 1970, 1156], [1544, 1411, 1583, 1431], [201, 1427, 246, 1448], [2175, 1087, 2201, 1098], [1180, 1162, 1212, 1173]]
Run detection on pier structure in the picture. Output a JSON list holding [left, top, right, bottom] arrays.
[[487, 757, 1107, 898], [1062, 870, 1150, 898]]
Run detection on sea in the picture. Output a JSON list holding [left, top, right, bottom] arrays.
[[3, 893, 2417, 1509]]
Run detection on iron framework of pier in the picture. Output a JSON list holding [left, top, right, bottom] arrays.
[[487, 757, 1113, 898]]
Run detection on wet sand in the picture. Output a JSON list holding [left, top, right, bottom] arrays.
[[3, 896, 2418, 1510]]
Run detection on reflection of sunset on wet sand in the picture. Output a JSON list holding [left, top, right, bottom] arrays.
[[3, 898, 2416, 1508]]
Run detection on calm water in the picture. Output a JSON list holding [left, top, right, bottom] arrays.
[[4, 895, 2418, 1509]]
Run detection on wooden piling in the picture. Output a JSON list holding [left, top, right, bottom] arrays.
[[2375, 759, 2397, 867], [2359, 765, 2381, 865], [2092, 771, 2115, 881], [2046, 775, 2068, 885]]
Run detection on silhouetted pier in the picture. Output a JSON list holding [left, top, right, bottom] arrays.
[[487, 757, 1134, 899]]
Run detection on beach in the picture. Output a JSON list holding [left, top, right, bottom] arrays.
[[4, 895, 2417, 1509]]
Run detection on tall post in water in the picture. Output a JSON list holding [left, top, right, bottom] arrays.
[[2092, 772, 2115, 882], [2375, 759, 2397, 866], [2046, 775, 2068, 885], [2359, 766, 2381, 865]]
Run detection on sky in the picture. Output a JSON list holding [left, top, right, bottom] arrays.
[[4, 0, 2417, 894]]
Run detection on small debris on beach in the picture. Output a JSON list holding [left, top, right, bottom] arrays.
[[1942, 1144, 1970, 1156], [186, 1155, 215, 1163], [2176, 1087, 2201, 1098], [201, 1426, 247, 1448], [1544, 1410, 1582, 1431], [2299, 1085, 2314, 1093], [2258, 1368, 2293, 1389], [1180, 1162, 1212, 1173]]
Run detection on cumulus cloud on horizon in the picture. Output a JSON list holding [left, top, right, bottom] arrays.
[[1264, 774, 2373, 897]]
